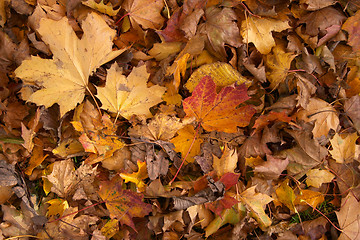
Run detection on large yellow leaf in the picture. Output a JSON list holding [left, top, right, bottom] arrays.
[[96, 63, 166, 119], [15, 13, 125, 116], [265, 45, 296, 89], [330, 132, 360, 163], [241, 15, 291, 54]]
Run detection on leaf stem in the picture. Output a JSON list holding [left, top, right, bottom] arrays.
[[304, 201, 342, 232], [169, 122, 201, 185]]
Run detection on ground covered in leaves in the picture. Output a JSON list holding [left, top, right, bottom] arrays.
[[1, 0, 360, 239]]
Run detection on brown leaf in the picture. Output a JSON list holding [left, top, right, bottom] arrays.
[[336, 194, 360, 240]]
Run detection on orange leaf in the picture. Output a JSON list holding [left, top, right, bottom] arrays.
[[98, 177, 152, 231], [183, 76, 255, 133]]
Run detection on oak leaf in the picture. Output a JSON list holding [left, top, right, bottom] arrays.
[[98, 177, 152, 230], [122, 0, 165, 29], [96, 63, 166, 120], [241, 15, 291, 54], [183, 76, 255, 133], [170, 125, 203, 163], [15, 13, 125, 117]]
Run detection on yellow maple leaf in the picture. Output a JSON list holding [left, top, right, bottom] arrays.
[[330, 132, 360, 163], [241, 15, 291, 54], [306, 169, 335, 188], [120, 161, 148, 191], [213, 146, 238, 177], [14, 13, 125, 117], [170, 125, 203, 164], [82, 0, 120, 16], [265, 44, 296, 89], [47, 198, 69, 217], [96, 63, 166, 120]]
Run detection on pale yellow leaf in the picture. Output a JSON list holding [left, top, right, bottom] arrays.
[[46, 159, 75, 198], [96, 63, 166, 119], [330, 132, 360, 164], [15, 13, 125, 116], [82, 0, 120, 16], [306, 169, 335, 188], [213, 146, 238, 177], [241, 15, 291, 54]]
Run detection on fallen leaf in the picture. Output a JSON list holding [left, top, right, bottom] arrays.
[[122, 0, 164, 29], [46, 198, 69, 217], [344, 96, 360, 133], [330, 132, 360, 163], [170, 125, 203, 163], [82, 0, 120, 16], [205, 206, 243, 237], [265, 44, 296, 89], [241, 15, 291, 54], [120, 160, 148, 191], [198, 6, 241, 59], [253, 111, 293, 133], [15, 13, 124, 116], [183, 76, 255, 133], [205, 193, 239, 216], [96, 63, 166, 119], [185, 62, 251, 93], [296, 97, 339, 139], [306, 169, 335, 188], [240, 186, 273, 229], [254, 155, 289, 179], [213, 146, 238, 177], [342, 9, 360, 52], [98, 177, 152, 230], [336, 193, 360, 240], [24, 139, 47, 175], [46, 159, 75, 198], [276, 179, 296, 212], [166, 53, 190, 89], [294, 189, 324, 209]]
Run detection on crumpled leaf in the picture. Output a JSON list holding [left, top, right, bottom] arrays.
[[336, 193, 360, 240], [240, 186, 273, 229], [46, 159, 75, 198], [198, 6, 241, 59], [241, 15, 291, 54], [96, 63, 166, 119], [120, 160, 148, 191], [82, 0, 120, 16], [123, 0, 164, 29], [329, 132, 360, 164], [306, 168, 335, 188], [15, 12, 125, 116], [183, 76, 255, 133], [170, 125, 203, 164], [98, 177, 152, 230], [254, 155, 289, 179], [265, 44, 296, 89]]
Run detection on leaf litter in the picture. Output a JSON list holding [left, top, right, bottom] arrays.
[[1, 0, 360, 239]]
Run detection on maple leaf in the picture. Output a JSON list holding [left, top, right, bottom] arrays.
[[342, 10, 360, 52], [329, 132, 360, 164], [15, 13, 125, 117], [241, 15, 291, 54], [98, 177, 152, 230], [120, 160, 148, 191], [170, 125, 203, 163], [205, 193, 239, 217], [46, 198, 69, 217], [46, 159, 75, 198], [239, 186, 273, 229], [294, 189, 324, 209], [296, 97, 339, 139], [122, 0, 165, 29], [306, 169, 335, 188], [198, 6, 241, 59], [213, 146, 238, 177], [276, 179, 296, 212], [336, 194, 360, 240], [253, 111, 293, 133], [265, 45, 296, 89], [166, 53, 190, 89], [96, 63, 166, 120], [82, 0, 120, 16], [183, 76, 255, 133]]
